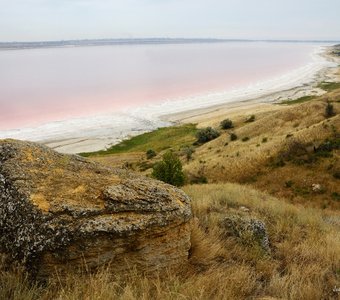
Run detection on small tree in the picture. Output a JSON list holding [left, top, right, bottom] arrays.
[[196, 127, 220, 144], [220, 118, 234, 129], [146, 149, 156, 159], [325, 102, 335, 118], [152, 151, 185, 186]]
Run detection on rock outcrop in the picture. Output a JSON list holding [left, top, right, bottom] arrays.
[[220, 215, 270, 253], [0, 139, 192, 278]]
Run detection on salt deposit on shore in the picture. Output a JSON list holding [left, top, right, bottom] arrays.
[[0, 45, 338, 154]]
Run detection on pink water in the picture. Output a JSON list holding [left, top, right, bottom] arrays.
[[0, 42, 321, 130]]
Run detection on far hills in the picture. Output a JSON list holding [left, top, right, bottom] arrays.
[[1, 38, 339, 50]]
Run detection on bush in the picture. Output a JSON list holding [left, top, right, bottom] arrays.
[[220, 119, 234, 129], [242, 137, 250, 142], [182, 146, 195, 161], [146, 149, 156, 159], [196, 127, 220, 144], [245, 115, 255, 123], [230, 133, 238, 141], [325, 102, 335, 118], [262, 137, 268, 143], [152, 151, 185, 186]]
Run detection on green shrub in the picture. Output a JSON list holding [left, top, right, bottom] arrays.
[[230, 133, 238, 141], [196, 127, 220, 144], [262, 137, 268, 143], [242, 137, 250, 142], [220, 119, 234, 129], [146, 149, 156, 159], [152, 151, 185, 186]]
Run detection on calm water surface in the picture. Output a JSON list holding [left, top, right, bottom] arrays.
[[0, 42, 321, 130]]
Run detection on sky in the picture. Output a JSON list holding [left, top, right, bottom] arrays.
[[0, 0, 340, 42]]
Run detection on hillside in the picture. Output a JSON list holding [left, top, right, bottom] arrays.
[[86, 81, 340, 210]]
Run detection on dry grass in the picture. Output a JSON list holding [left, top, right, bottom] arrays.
[[185, 97, 339, 181], [2, 183, 339, 299], [184, 95, 340, 208]]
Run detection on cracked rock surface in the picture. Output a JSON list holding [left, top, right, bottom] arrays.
[[0, 139, 192, 278]]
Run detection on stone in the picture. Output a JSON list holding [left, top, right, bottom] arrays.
[[239, 206, 250, 213], [220, 214, 270, 253], [0, 139, 192, 279], [312, 183, 322, 192]]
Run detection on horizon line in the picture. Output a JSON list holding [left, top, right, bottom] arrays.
[[1, 37, 340, 44], [0, 38, 339, 51]]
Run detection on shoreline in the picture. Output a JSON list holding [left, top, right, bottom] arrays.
[[1, 44, 339, 154], [160, 47, 339, 124]]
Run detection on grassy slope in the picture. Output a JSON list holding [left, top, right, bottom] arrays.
[[184, 91, 340, 209], [89, 87, 340, 209], [80, 124, 198, 157]]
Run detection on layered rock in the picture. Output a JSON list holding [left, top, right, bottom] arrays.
[[0, 139, 192, 278]]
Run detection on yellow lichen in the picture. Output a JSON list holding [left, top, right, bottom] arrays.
[[30, 194, 50, 212]]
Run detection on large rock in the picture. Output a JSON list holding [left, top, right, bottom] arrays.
[[0, 139, 192, 278]]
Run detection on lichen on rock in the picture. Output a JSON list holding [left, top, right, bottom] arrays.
[[0, 139, 192, 278]]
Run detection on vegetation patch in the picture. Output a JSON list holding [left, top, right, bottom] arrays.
[[152, 151, 185, 186], [230, 133, 238, 141], [146, 149, 156, 159], [325, 102, 336, 118], [279, 95, 316, 105], [220, 118, 234, 129], [79, 124, 198, 157], [318, 81, 340, 92], [195, 127, 220, 144], [272, 136, 340, 167]]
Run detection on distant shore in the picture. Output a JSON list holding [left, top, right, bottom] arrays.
[[1, 38, 339, 51]]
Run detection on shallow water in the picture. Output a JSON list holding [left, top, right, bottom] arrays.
[[0, 42, 327, 131]]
